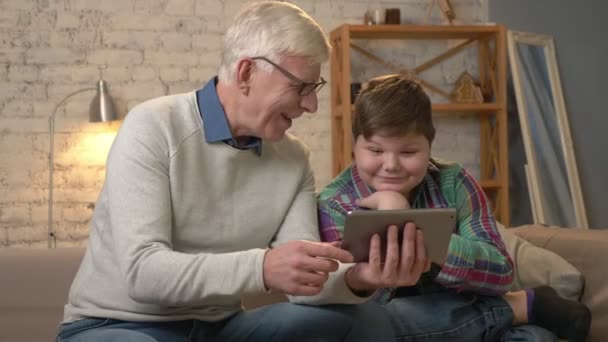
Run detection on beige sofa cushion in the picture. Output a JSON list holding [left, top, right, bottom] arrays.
[[509, 225, 608, 342], [497, 223, 583, 301]]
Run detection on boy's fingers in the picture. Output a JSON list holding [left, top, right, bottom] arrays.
[[399, 223, 416, 272], [383, 225, 400, 276], [356, 196, 377, 209], [415, 229, 427, 263], [368, 234, 382, 267], [425, 258, 432, 272], [410, 230, 428, 275]]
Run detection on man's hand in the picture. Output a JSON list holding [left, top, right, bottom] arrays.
[[356, 191, 411, 210], [345, 223, 431, 292], [263, 240, 354, 296]]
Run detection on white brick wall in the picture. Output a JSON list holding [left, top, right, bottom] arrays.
[[0, 0, 487, 247]]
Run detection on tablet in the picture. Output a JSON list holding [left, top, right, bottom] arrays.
[[342, 208, 457, 264]]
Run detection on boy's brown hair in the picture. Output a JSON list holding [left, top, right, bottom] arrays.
[[352, 74, 435, 143]]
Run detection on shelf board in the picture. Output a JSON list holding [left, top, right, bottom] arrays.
[[432, 103, 501, 112], [343, 103, 501, 116], [341, 24, 501, 40]]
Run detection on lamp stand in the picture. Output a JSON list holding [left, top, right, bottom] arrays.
[[48, 80, 118, 248], [48, 88, 96, 248]]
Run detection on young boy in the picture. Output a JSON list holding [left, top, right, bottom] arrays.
[[318, 74, 591, 341]]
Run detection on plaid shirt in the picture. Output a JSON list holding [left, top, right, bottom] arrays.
[[317, 160, 514, 303]]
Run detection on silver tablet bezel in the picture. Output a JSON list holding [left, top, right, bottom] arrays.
[[342, 208, 456, 264]]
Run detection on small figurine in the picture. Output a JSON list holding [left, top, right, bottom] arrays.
[[424, 0, 456, 25], [451, 71, 484, 103]]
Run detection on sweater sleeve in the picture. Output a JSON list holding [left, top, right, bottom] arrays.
[[105, 110, 267, 306], [268, 151, 370, 305], [434, 167, 514, 295]]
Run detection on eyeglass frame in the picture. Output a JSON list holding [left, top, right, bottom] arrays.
[[251, 56, 326, 96]]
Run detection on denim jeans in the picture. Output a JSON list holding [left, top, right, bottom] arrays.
[[383, 291, 558, 342], [55, 301, 396, 342]]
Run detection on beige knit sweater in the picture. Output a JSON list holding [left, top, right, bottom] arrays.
[[63, 92, 365, 324]]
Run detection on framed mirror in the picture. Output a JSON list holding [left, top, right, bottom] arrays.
[[507, 30, 588, 228]]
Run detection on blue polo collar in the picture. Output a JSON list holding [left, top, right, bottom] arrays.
[[196, 77, 262, 155]]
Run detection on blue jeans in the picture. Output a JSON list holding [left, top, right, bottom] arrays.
[[383, 291, 558, 341], [55, 301, 396, 342]]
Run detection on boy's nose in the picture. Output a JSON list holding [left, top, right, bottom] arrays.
[[383, 154, 401, 172]]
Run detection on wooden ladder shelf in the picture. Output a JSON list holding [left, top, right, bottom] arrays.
[[330, 24, 510, 225]]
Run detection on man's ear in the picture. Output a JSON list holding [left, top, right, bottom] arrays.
[[235, 58, 255, 96]]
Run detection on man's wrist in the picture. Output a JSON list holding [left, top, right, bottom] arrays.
[[261, 248, 271, 292]]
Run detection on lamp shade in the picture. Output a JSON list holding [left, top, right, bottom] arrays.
[[90, 80, 118, 122]]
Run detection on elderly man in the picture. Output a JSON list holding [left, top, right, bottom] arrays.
[[55, 2, 397, 341]]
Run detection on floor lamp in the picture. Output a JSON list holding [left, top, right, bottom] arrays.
[[48, 80, 119, 248]]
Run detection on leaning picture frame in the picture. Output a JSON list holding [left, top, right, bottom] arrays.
[[507, 30, 588, 228]]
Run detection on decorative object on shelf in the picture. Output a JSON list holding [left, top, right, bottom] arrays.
[[364, 8, 384, 25], [349, 37, 478, 102], [507, 30, 588, 228], [424, 0, 455, 25], [451, 71, 484, 104], [363, 11, 373, 25], [385, 8, 401, 25], [480, 82, 494, 102], [48, 80, 120, 248]]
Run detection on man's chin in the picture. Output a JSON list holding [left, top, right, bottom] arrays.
[[265, 130, 287, 142]]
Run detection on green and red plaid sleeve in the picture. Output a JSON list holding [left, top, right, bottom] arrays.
[[431, 165, 514, 295], [318, 166, 366, 243], [318, 162, 514, 297]]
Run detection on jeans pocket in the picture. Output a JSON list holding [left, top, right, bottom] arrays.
[[56, 318, 113, 341]]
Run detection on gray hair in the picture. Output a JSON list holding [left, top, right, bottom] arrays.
[[218, 1, 330, 83]]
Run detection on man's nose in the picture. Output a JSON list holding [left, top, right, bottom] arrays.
[[300, 91, 318, 113]]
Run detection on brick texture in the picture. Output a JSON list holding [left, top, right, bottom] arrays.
[[0, 0, 488, 247]]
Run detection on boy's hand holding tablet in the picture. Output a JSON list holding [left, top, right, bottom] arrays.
[[343, 191, 455, 292]]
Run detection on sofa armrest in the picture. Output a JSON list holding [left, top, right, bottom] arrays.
[[511, 225, 608, 342], [0, 248, 84, 342]]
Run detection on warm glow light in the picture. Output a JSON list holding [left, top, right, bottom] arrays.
[[65, 124, 120, 166]]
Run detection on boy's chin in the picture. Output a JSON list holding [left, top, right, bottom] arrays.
[[375, 184, 408, 194]]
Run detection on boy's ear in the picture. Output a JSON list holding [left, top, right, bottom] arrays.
[[235, 58, 255, 96], [351, 136, 357, 160]]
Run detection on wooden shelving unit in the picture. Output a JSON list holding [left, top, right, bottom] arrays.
[[330, 24, 510, 225]]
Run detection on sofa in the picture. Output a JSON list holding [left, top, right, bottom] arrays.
[[509, 225, 608, 342], [1, 225, 606, 342]]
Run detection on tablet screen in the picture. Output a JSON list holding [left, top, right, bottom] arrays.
[[342, 208, 456, 264]]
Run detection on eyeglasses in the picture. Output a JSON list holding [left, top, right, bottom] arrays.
[[252, 56, 326, 96]]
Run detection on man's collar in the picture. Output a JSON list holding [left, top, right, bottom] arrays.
[[196, 77, 262, 155], [351, 165, 374, 199]]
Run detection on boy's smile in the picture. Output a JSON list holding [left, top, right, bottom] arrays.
[[353, 132, 431, 198]]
